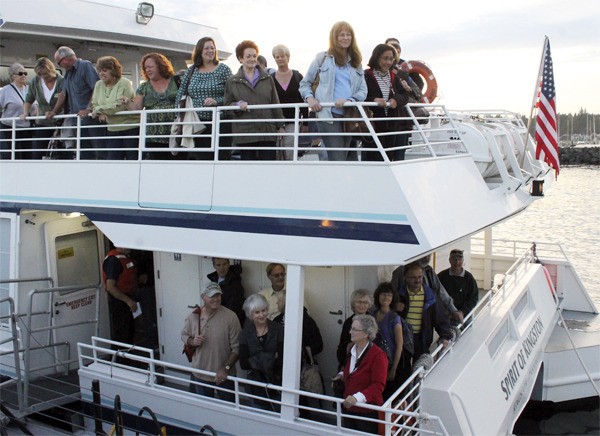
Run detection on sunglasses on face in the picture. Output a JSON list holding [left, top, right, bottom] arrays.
[[15, 72, 28, 76]]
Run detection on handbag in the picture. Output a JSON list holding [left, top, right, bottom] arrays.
[[299, 346, 324, 394], [170, 68, 207, 153], [310, 52, 327, 95], [182, 307, 202, 362], [183, 343, 196, 362], [343, 106, 374, 134], [404, 97, 430, 125]]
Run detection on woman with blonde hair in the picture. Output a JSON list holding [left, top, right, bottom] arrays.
[[271, 44, 307, 160], [21, 57, 63, 158], [299, 21, 367, 161]]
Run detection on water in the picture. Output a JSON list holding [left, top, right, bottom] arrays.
[[500, 166, 600, 435], [494, 166, 600, 305]]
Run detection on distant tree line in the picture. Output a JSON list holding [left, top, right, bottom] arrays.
[[523, 109, 598, 144]]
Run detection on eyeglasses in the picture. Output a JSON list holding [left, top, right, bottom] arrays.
[[15, 72, 28, 76], [355, 300, 370, 305], [350, 327, 365, 332], [57, 56, 67, 66], [380, 56, 395, 61]]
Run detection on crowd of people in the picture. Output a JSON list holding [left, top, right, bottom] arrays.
[[100, 236, 478, 432], [176, 251, 478, 432], [1, 21, 426, 162]]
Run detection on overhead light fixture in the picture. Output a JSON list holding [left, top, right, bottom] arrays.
[[136, 2, 154, 25]]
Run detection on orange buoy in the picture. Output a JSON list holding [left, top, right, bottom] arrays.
[[400, 60, 438, 103]]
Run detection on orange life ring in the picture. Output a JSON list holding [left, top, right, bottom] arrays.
[[400, 60, 438, 103]]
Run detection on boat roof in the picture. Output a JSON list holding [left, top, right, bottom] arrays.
[[0, 0, 231, 59]]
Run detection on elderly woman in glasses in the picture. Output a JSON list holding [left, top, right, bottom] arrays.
[[336, 289, 374, 368], [0, 63, 35, 159], [333, 314, 387, 433]]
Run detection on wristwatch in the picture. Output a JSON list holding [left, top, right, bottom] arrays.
[[224, 365, 231, 372]]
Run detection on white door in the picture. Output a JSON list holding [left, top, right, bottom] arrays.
[[304, 266, 347, 394], [155, 252, 202, 366], [45, 217, 104, 370]]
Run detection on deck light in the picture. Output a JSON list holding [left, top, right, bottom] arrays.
[[531, 180, 544, 197], [136, 2, 154, 24]]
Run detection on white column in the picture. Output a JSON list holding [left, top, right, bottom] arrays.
[[280, 263, 304, 421]]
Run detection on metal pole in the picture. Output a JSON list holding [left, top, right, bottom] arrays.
[[91, 379, 104, 435]]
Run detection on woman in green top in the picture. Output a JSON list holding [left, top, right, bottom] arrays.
[[91, 56, 139, 160], [122, 53, 179, 160]]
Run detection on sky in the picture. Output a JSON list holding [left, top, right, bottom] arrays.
[[101, 0, 599, 116]]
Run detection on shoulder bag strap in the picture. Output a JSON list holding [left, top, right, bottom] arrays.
[[9, 84, 26, 102]]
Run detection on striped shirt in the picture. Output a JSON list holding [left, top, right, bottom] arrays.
[[406, 286, 425, 334], [373, 70, 391, 115]]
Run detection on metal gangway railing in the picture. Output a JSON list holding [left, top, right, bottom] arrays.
[[0, 277, 101, 416], [381, 242, 557, 435]]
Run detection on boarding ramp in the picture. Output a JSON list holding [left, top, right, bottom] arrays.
[[0, 281, 100, 419]]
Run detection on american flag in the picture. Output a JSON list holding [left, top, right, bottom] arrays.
[[535, 38, 559, 175]]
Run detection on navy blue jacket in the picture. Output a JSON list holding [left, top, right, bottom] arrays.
[[398, 284, 451, 354]]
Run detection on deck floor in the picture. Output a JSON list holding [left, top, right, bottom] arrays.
[[0, 371, 81, 418]]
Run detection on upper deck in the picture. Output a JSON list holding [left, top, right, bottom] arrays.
[[0, 103, 550, 265]]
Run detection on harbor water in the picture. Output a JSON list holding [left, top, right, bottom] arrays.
[[500, 166, 600, 435]]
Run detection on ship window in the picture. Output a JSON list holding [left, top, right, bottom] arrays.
[[513, 292, 528, 320], [488, 318, 509, 358], [55, 230, 100, 293]]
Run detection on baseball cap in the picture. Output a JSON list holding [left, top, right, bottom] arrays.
[[201, 282, 222, 298]]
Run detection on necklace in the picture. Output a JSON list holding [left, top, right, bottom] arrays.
[[256, 325, 268, 336]]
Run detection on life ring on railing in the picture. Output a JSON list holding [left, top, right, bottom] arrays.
[[399, 60, 438, 103]]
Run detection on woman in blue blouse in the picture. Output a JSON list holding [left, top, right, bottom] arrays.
[[176, 37, 232, 160], [299, 21, 367, 161]]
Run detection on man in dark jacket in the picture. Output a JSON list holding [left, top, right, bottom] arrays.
[[207, 258, 246, 325], [398, 262, 452, 359], [437, 249, 479, 325]]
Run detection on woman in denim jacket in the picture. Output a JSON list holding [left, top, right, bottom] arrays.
[[299, 21, 367, 161]]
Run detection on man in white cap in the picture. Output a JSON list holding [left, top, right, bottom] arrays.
[[437, 249, 479, 325], [181, 282, 241, 401]]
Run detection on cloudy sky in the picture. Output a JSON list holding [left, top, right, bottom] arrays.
[[102, 0, 599, 115]]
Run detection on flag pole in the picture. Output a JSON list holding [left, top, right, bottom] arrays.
[[524, 36, 549, 174], [525, 36, 548, 137]]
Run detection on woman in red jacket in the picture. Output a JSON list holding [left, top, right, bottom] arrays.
[[337, 314, 388, 433]]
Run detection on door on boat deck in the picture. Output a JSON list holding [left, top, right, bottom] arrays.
[[44, 217, 105, 370], [304, 266, 379, 395], [154, 252, 207, 366], [138, 161, 214, 211], [304, 266, 348, 395]]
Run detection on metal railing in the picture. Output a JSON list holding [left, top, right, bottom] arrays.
[[0, 102, 465, 163], [78, 337, 449, 435], [20, 283, 101, 410]]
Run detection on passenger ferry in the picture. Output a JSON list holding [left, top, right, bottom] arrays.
[[1, 1, 599, 434]]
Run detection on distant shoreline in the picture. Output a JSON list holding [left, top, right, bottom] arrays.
[[559, 146, 600, 165]]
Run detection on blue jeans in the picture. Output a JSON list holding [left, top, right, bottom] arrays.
[[189, 374, 235, 403], [317, 113, 356, 161], [104, 127, 139, 160]]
